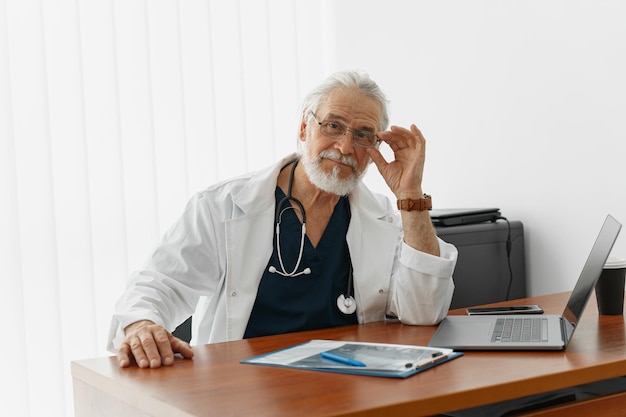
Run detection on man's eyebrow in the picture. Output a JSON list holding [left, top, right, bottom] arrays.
[[325, 113, 376, 132], [325, 113, 348, 123]]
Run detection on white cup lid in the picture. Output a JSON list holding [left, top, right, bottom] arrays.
[[604, 256, 626, 269]]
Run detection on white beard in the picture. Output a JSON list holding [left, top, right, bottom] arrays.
[[300, 140, 368, 196]]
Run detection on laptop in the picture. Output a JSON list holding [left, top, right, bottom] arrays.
[[429, 214, 622, 351], [430, 208, 501, 227]]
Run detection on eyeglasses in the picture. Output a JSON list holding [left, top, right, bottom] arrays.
[[310, 112, 380, 149]]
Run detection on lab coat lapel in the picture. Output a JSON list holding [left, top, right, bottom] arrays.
[[223, 155, 296, 339], [347, 184, 400, 323]]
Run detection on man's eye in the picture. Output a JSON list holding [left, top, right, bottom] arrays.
[[355, 131, 370, 139], [326, 122, 342, 130]]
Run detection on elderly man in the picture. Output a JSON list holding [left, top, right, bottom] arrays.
[[109, 70, 457, 368]]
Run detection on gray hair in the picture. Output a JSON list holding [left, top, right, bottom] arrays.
[[301, 70, 390, 131]]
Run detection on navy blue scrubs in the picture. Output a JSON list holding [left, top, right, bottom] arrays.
[[243, 187, 357, 338]]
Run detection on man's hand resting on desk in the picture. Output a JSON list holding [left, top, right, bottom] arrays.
[[118, 320, 194, 368]]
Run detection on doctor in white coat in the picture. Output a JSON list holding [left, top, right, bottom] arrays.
[[110, 70, 457, 369]]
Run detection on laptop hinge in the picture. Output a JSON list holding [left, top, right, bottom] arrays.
[[560, 316, 572, 346]]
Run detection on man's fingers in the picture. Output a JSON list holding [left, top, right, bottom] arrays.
[[366, 147, 388, 172], [117, 343, 132, 368], [153, 328, 176, 366], [128, 326, 167, 368], [119, 322, 194, 368], [170, 335, 195, 359], [130, 334, 154, 368]]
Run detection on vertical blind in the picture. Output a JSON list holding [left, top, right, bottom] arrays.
[[0, 0, 333, 415]]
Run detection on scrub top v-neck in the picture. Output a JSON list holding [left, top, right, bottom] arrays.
[[243, 186, 357, 339]]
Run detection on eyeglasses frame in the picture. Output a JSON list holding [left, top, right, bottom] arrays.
[[309, 111, 381, 149]]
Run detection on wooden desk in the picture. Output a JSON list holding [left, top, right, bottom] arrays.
[[72, 292, 626, 416]]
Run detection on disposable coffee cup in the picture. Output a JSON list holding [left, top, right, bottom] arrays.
[[595, 256, 626, 315]]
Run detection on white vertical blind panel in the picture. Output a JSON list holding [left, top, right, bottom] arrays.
[[239, 0, 275, 171], [267, 0, 302, 154], [295, 2, 327, 98], [78, 0, 128, 351], [319, 0, 337, 76], [5, 0, 66, 415], [0, 2, 30, 414], [2, 1, 333, 415], [208, 0, 247, 178], [146, 0, 190, 233], [113, 0, 160, 270], [42, 0, 97, 415], [43, 0, 97, 353], [179, 0, 219, 192]]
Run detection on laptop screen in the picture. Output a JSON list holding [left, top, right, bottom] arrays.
[[562, 215, 622, 342]]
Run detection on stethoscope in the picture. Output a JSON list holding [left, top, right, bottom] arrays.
[[267, 158, 357, 315]]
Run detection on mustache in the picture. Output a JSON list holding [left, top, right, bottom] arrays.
[[317, 150, 358, 172]]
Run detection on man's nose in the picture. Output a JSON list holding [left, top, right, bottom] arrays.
[[335, 130, 355, 154]]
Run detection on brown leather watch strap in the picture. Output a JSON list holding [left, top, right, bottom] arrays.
[[397, 194, 432, 211]]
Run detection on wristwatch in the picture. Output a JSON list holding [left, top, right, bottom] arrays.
[[397, 194, 432, 211]]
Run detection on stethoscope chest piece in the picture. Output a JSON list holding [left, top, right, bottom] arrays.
[[337, 294, 357, 315]]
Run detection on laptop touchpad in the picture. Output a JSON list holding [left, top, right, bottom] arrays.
[[444, 320, 492, 337], [429, 317, 494, 347]]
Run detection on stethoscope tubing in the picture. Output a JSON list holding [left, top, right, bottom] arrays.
[[269, 157, 355, 313], [271, 158, 310, 277]]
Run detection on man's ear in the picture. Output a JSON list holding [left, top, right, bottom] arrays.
[[299, 114, 307, 141]]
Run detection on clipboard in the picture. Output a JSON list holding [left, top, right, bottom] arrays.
[[241, 339, 463, 378]]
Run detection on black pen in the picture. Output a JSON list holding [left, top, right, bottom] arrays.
[[411, 351, 450, 369]]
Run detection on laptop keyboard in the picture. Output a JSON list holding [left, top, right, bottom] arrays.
[[491, 317, 548, 343]]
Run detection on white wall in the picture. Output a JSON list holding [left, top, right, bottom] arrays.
[[332, 0, 626, 296]]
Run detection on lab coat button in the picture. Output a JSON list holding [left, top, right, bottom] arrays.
[[231, 291, 237, 297]]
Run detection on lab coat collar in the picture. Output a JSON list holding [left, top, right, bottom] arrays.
[[348, 179, 390, 220], [230, 154, 299, 216]]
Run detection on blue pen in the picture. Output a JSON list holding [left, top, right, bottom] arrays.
[[321, 351, 367, 367]]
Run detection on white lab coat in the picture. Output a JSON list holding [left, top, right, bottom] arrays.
[[108, 154, 457, 351]]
